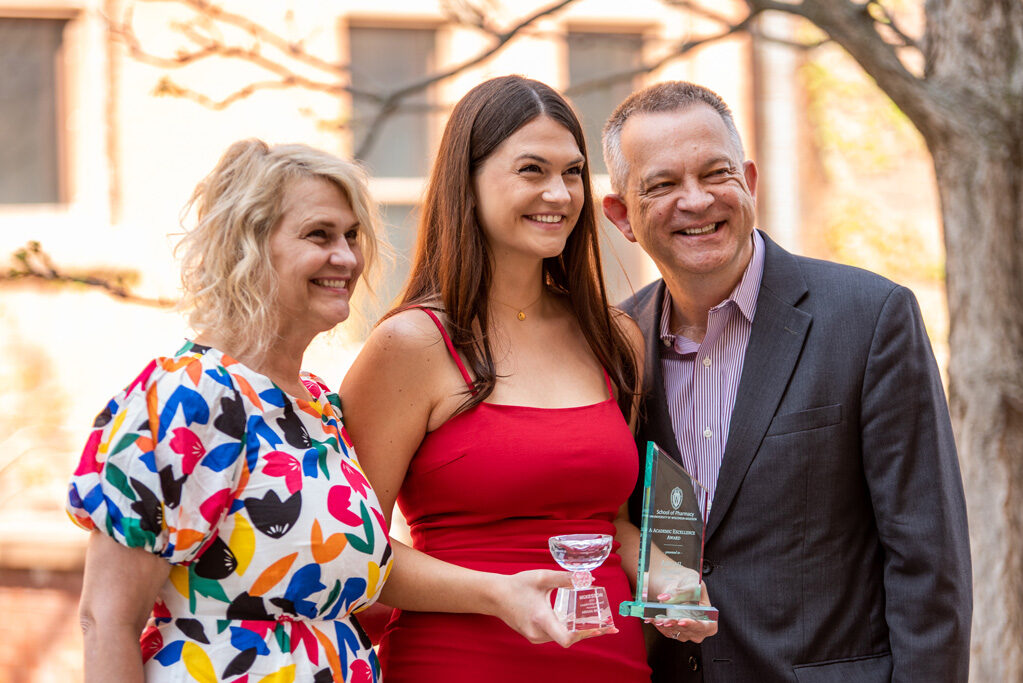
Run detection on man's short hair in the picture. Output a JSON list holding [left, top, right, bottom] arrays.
[[602, 81, 744, 194]]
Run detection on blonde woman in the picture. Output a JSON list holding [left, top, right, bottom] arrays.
[[69, 140, 392, 682]]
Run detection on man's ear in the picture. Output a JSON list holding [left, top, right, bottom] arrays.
[[602, 194, 637, 243], [743, 160, 758, 200]]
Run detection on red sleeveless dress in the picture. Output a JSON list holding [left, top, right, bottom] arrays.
[[378, 309, 650, 682]]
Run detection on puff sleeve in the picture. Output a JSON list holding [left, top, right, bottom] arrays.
[[67, 355, 248, 564]]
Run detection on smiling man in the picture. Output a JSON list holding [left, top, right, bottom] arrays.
[[602, 81, 972, 683]]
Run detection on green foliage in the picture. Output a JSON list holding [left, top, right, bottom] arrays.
[[801, 52, 921, 175], [823, 200, 945, 283], [800, 42, 943, 289]]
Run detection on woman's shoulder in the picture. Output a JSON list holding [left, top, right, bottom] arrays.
[[343, 305, 464, 405], [92, 341, 255, 453], [68, 341, 249, 559], [99, 340, 252, 442], [128, 340, 247, 400], [109, 340, 220, 398], [367, 306, 452, 356]]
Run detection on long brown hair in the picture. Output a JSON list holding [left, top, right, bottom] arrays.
[[391, 75, 638, 420]]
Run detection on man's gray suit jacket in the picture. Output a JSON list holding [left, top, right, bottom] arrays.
[[620, 231, 971, 683]]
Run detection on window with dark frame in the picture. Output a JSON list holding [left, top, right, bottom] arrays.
[[567, 31, 647, 303], [567, 31, 644, 175], [348, 26, 436, 178], [0, 17, 66, 204]]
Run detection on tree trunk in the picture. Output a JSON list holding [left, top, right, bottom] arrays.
[[934, 133, 1023, 683], [921, 2, 1023, 680]]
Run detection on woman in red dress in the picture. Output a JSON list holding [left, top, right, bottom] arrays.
[[343, 76, 650, 681]]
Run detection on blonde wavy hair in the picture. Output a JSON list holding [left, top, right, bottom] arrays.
[[177, 139, 381, 361]]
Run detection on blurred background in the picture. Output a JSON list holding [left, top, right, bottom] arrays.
[[0, 0, 946, 680]]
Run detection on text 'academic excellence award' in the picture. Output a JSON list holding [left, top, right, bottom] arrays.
[[619, 442, 719, 622]]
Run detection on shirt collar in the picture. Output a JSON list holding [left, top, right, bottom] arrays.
[[658, 230, 766, 346]]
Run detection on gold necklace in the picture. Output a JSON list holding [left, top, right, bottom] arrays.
[[493, 288, 545, 321]]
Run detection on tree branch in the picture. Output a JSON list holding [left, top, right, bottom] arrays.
[[440, 0, 501, 36], [565, 18, 757, 99], [393, 0, 580, 101], [353, 100, 406, 162], [660, 0, 828, 51], [113, 0, 577, 160], [111, 3, 383, 104], [354, 0, 580, 159], [566, 0, 824, 105], [112, 7, 358, 96], [660, 0, 739, 28], [866, 0, 919, 50], [2, 243, 176, 308], [748, 0, 946, 139], [138, 0, 346, 76], [747, 26, 829, 51], [153, 76, 332, 109], [108, 5, 220, 69]]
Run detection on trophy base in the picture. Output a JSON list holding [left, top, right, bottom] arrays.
[[554, 586, 615, 632], [618, 600, 719, 622]]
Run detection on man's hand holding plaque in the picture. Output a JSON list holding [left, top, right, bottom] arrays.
[[619, 442, 719, 629]]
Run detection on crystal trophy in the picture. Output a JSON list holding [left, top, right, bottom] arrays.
[[619, 442, 719, 622], [548, 533, 615, 632]]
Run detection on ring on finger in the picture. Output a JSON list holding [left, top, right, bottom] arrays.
[[671, 631, 681, 640]]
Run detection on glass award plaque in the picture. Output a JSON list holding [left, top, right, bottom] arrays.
[[549, 533, 615, 632], [619, 442, 719, 622]]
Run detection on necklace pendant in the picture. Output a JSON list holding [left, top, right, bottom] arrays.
[[517, 310, 526, 321]]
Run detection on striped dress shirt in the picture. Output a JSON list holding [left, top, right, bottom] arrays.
[[659, 230, 765, 518]]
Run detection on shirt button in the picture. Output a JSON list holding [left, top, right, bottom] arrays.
[[703, 428, 713, 438], [703, 356, 711, 367], [689, 655, 700, 671]]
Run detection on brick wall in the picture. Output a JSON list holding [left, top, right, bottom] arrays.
[[0, 569, 84, 683]]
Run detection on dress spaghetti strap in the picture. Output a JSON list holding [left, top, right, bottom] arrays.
[[416, 307, 477, 395], [602, 368, 614, 400]]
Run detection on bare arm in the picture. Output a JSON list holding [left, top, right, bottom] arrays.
[[79, 531, 171, 683], [381, 542, 577, 644], [341, 310, 578, 646]]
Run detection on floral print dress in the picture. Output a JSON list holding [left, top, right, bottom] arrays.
[[67, 341, 392, 683]]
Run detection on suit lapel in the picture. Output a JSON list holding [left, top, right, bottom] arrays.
[[634, 281, 685, 465], [705, 233, 811, 541]]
